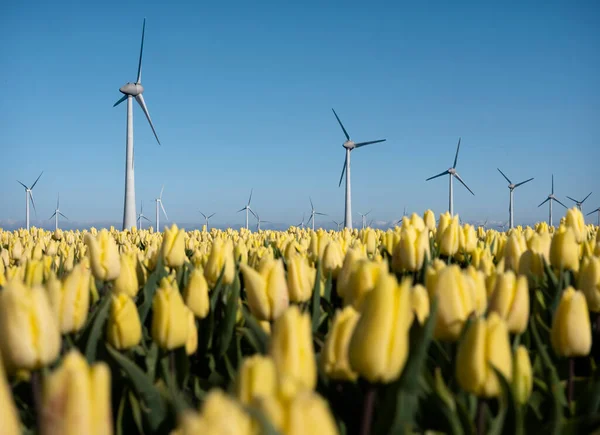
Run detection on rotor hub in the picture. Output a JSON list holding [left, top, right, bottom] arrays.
[[343, 140, 355, 150], [119, 82, 144, 96], [448, 168, 456, 175]]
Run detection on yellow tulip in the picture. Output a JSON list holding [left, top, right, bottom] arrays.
[[84, 229, 121, 281], [423, 209, 436, 231], [503, 232, 526, 272], [455, 313, 513, 398], [183, 267, 210, 318], [162, 224, 186, 268], [488, 271, 529, 334], [0, 352, 21, 435], [151, 279, 190, 350], [241, 259, 289, 321], [47, 263, 91, 334], [107, 293, 142, 350], [24, 259, 44, 286], [438, 213, 460, 257], [344, 259, 387, 310], [336, 248, 365, 300], [321, 306, 360, 381], [551, 287, 592, 357], [464, 266, 487, 316], [460, 224, 477, 254], [565, 207, 587, 243], [392, 226, 430, 273], [550, 226, 580, 272], [322, 241, 344, 278], [204, 238, 235, 287], [579, 256, 600, 312], [113, 252, 139, 297], [235, 355, 278, 405], [363, 229, 377, 255], [185, 309, 198, 355], [512, 345, 533, 405], [411, 284, 430, 324]]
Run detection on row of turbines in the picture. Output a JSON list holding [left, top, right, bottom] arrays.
[[12, 19, 599, 232]]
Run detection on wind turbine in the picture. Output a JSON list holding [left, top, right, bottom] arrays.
[[200, 212, 216, 231], [332, 220, 343, 231], [48, 193, 68, 231], [154, 186, 168, 231], [497, 168, 534, 229], [566, 192, 592, 211], [113, 18, 161, 230], [254, 212, 271, 231], [308, 197, 327, 231], [426, 138, 474, 215], [333, 109, 386, 230], [237, 189, 257, 230], [587, 207, 600, 226], [137, 201, 151, 230], [537, 174, 567, 227], [297, 214, 306, 229], [17, 171, 43, 230], [358, 210, 372, 230]]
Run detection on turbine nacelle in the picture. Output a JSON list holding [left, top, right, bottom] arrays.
[[448, 168, 456, 175], [119, 82, 144, 96], [343, 140, 355, 150]]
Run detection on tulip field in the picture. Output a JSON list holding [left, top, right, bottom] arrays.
[[1, 208, 600, 435]]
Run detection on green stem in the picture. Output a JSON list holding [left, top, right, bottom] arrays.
[[568, 358, 574, 411], [360, 385, 377, 435], [31, 371, 43, 427], [477, 398, 486, 435]]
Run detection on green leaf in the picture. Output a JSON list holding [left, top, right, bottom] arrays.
[[575, 371, 600, 416], [311, 261, 322, 332], [217, 273, 241, 358], [245, 406, 282, 435], [489, 365, 523, 435], [128, 389, 146, 435], [145, 342, 159, 381], [82, 293, 111, 363], [138, 257, 168, 324], [210, 266, 227, 311], [241, 306, 269, 354]]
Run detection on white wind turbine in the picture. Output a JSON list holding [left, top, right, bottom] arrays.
[[358, 210, 372, 230], [48, 193, 68, 231], [113, 18, 161, 230], [17, 171, 43, 230], [254, 212, 271, 232], [587, 207, 600, 226], [137, 201, 151, 230], [538, 174, 567, 227], [237, 189, 257, 230], [200, 212, 216, 231], [297, 214, 306, 229], [154, 186, 168, 231], [566, 192, 592, 212], [332, 220, 343, 231], [308, 197, 327, 231], [426, 138, 474, 215], [333, 109, 386, 230], [497, 168, 534, 229]]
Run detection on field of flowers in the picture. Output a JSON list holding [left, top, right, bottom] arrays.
[[0, 208, 599, 435]]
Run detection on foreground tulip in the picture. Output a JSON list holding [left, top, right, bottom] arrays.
[[235, 355, 278, 405], [579, 256, 600, 312], [24, 259, 44, 286], [344, 259, 387, 310], [241, 259, 289, 321], [204, 238, 235, 287], [0, 353, 21, 435], [336, 248, 366, 300], [512, 345, 533, 405], [0, 281, 60, 372], [183, 267, 210, 318], [460, 224, 477, 254], [437, 213, 460, 256], [41, 350, 112, 435], [270, 306, 316, 395], [456, 313, 513, 398], [107, 293, 141, 350], [113, 252, 139, 297], [551, 287, 592, 357], [321, 306, 360, 381], [84, 229, 120, 281], [185, 309, 198, 355], [488, 271, 529, 334], [47, 263, 91, 334], [152, 279, 190, 350], [565, 207, 587, 243], [392, 226, 430, 273], [322, 241, 344, 278], [162, 224, 186, 267], [411, 284, 430, 324], [550, 226, 580, 272], [349, 274, 412, 383], [423, 209, 436, 231], [287, 254, 315, 303], [503, 232, 526, 272]]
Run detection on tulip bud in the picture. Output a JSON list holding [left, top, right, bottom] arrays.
[[113, 252, 139, 297], [162, 224, 186, 268], [579, 256, 600, 312], [241, 259, 289, 321], [565, 208, 587, 243], [25, 259, 44, 287], [235, 355, 278, 405], [84, 229, 121, 281], [460, 224, 477, 254], [274, 391, 339, 435], [151, 279, 190, 350], [204, 238, 235, 287], [287, 254, 315, 303], [349, 274, 412, 383], [411, 284, 430, 325], [41, 350, 112, 435], [503, 232, 526, 272], [438, 214, 460, 257], [456, 313, 513, 398], [344, 259, 386, 310], [551, 287, 592, 357], [321, 306, 360, 381], [363, 229, 377, 256], [322, 241, 344, 278], [488, 271, 529, 334], [183, 267, 210, 318], [185, 309, 198, 355], [107, 293, 142, 350], [47, 263, 91, 334], [464, 266, 488, 316], [234, 241, 249, 264], [423, 209, 436, 231], [336, 248, 366, 300], [270, 306, 316, 395], [550, 226, 580, 272], [392, 226, 430, 273], [512, 345, 533, 405]]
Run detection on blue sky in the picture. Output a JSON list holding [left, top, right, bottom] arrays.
[[1, 0, 599, 230]]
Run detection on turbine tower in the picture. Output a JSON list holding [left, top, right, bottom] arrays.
[[237, 189, 257, 230], [308, 197, 327, 231], [49, 193, 68, 231], [537, 174, 567, 227], [426, 138, 474, 215], [333, 109, 386, 230], [154, 186, 168, 231], [587, 207, 600, 226], [200, 212, 216, 231], [17, 171, 43, 230], [137, 201, 151, 230], [113, 19, 161, 230], [566, 192, 592, 212], [358, 210, 372, 230], [497, 168, 534, 229]]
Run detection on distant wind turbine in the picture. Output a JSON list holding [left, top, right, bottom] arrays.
[[358, 210, 372, 230], [154, 186, 168, 231], [237, 189, 257, 230], [333, 109, 386, 230], [332, 220, 343, 231], [426, 138, 474, 215], [297, 214, 306, 229], [254, 212, 271, 231], [307, 197, 327, 231], [566, 192, 592, 212], [587, 207, 600, 226], [137, 201, 151, 230], [497, 168, 534, 229], [48, 193, 68, 231], [17, 171, 43, 230], [538, 174, 567, 227], [113, 18, 161, 230], [200, 212, 216, 231]]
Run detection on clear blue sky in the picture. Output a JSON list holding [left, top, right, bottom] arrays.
[[1, 0, 599, 229]]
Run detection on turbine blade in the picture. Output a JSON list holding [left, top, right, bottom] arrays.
[[29, 191, 37, 215], [538, 198, 550, 207], [331, 108, 350, 141], [262, 220, 272, 224], [160, 185, 164, 199], [200, 212, 207, 219], [453, 137, 461, 168], [137, 18, 146, 84], [237, 207, 246, 213], [566, 196, 578, 203], [587, 208, 600, 216], [17, 180, 28, 189], [315, 212, 328, 216], [49, 212, 56, 220], [552, 174, 554, 194], [454, 173, 475, 195], [310, 197, 314, 210], [30, 171, 43, 190], [497, 168, 512, 184], [113, 95, 128, 107], [582, 192, 593, 203], [307, 215, 314, 224], [248, 188, 253, 206], [514, 177, 534, 188], [426, 170, 448, 181], [142, 215, 151, 222], [160, 202, 168, 220], [338, 155, 347, 187], [135, 94, 160, 145], [249, 208, 258, 219], [59, 212, 68, 220], [354, 139, 386, 148], [57, 193, 60, 209], [553, 198, 568, 209], [208, 213, 216, 219]]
